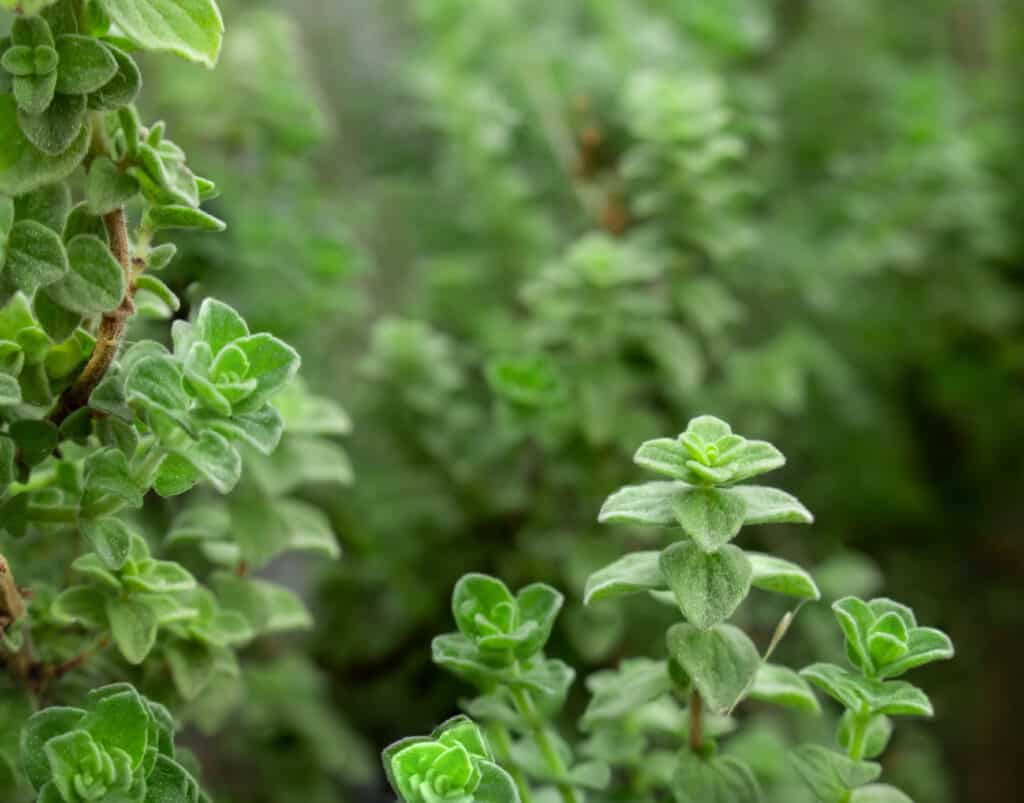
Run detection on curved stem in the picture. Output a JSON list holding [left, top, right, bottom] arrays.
[[50, 207, 136, 426], [510, 685, 580, 803]]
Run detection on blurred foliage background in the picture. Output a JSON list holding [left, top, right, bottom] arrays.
[[138, 0, 1022, 801]]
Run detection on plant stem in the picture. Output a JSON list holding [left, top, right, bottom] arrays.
[[487, 722, 533, 803], [510, 685, 580, 803], [50, 206, 136, 426], [839, 703, 872, 803], [0, 555, 32, 679], [689, 689, 704, 752]]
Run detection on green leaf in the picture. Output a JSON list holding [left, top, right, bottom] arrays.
[[747, 552, 820, 600], [0, 96, 89, 196], [580, 659, 671, 728], [276, 498, 340, 559], [54, 34, 117, 94], [18, 91, 87, 156], [514, 582, 563, 658], [4, 219, 68, 294], [79, 687, 150, 767], [800, 663, 934, 717], [231, 333, 301, 410], [13, 71, 57, 116], [9, 419, 57, 466], [876, 627, 954, 679], [42, 730, 101, 802], [671, 487, 747, 551], [0, 435, 15, 483], [475, 760, 522, 803], [71, 552, 122, 590], [86, 156, 139, 215], [723, 440, 785, 483], [583, 551, 664, 605], [598, 480, 687, 526], [144, 203, 226, 232], [81, 517, 134, 570], [14, 182, 71, 232], [833, 597, 876, 674], [125, 354, 189, 415], [87, 43, 141, 111], [84, 447, 143, 508], [44, 234, 125, 315], [106, 594, 159, 664], [672, 751, 762, 803], [146, 755, 201, 803], [665, 623, 760, 714], [123, 560, 196, 593], [0, 374, 21, 406], [659, 541, 751, 629], [849, 784, 914, 803], [790, 744, 881, 803], [96, 0, 224, 68], [748, 663, 820, 713], [51, 586, 108, 628], [20, 706, 86, 791], [189, 297, 248, 355], [174, 429, 241, 494], [728, 485, 814, 525], [165, 639, 218, 700], [633, 437, 692, 480]]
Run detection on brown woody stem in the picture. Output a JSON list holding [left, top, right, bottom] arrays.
[[0, 555, 33, 679], [50, 208, 136, 427], [689, 689, 704, 752]]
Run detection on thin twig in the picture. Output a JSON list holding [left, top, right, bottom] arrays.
[[0, 555, 33, 679]]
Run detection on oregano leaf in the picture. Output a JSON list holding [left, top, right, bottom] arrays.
[[96, 0, 225, 68], [659, 541, 751, 630]]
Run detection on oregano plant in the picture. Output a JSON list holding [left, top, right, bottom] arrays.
[[386, 415, 956, 802], [0, 2, 339, 801]]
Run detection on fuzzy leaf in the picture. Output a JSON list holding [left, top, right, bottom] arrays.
[[791, 745, 881, 803], [18, 92, 88, 157], [672, 751, 762, 803], [583, 551, 664, 605], [598, 480, 688, 526], [87, 43, 141, 111], [44, 234, 125, 314], [86, 156, 139, 215], [96, 0, 224, 68], [106, 594, 159, 664], [54, 34, 117, 94], [144, 203, 226, 232], [20, 707, 86, 791], [581, 659, 671, 728], [659, 541, 751, 629], [837, 711, 892, 759], [748, 663, 820, 713], [666, 623, 760, 714], [633, 437, 691, 480], [0, 93, 90, 194], [671, 487, 746, 551], [81, 517, 134, 570], [728, 485, 814, 525], [850, 784, 914, 803], [747, 552, 820, 600], [876, 627, 954, 679], [4, 219, 68, 293]]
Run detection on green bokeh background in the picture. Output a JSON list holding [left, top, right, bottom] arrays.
[[133, 1, 1023, 801]]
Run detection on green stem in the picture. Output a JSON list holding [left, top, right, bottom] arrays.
[[26, 504, 78, 523], [688, 690, 704, 752], [510, 685, 580, 803], [487, 722, 533, 803], [839, 703, 872, 803]]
